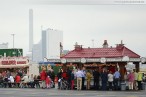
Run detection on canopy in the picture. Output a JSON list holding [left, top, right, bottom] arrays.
[[0, 64, 29, 68]]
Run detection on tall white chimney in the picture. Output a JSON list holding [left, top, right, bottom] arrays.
[[29, 9, 33, 52]]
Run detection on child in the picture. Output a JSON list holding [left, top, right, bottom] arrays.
[[46, 76, 51, 89]]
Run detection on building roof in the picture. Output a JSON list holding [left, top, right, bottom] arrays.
[[61, 44, 140, 58]]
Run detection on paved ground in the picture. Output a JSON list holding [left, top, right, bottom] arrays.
[[0, 88, 146, 97]]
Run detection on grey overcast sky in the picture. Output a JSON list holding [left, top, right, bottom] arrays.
[[0, 0, 146, 57]]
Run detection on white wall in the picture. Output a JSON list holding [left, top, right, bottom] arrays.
[[32, 41, 42, 62], [29, 63, 39, 77], [46, 29, 63, 59]]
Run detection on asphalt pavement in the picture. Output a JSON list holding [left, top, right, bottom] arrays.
[[0, 88, 146, 97]]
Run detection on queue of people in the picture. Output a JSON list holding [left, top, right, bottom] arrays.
[[56, 67, 146, 91]]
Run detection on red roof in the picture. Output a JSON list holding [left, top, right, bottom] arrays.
[[61, 46, 140, 58]]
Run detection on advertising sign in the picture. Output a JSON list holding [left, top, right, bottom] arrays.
[[0, 57, 28, 65]]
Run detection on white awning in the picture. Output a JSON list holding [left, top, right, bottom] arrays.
[[0, 64, 29, 68]]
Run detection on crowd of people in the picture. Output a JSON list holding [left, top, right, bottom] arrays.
[[0, 69, 55, 89], [0, 67, 146, 91], [57, 67, 146, 91]]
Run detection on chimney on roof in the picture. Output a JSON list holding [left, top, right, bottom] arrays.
[[74, 42, 82, 51], [103, 40, 108, 48], [121, 40, 123, 44], [116, 40, 125, 50]]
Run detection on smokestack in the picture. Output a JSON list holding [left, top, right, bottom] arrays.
[[29, 9, 33, 52]]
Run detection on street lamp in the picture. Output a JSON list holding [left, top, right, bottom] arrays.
[[11, 34, 15, 48]]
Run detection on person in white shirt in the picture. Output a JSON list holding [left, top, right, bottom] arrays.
[[108, 71, 114, 90], [8, 75, 14, 88], [22, 75, 29, 83], [75, 68, 84, 90], [8, 75, 14, 83], [21, 74, 29, 88]]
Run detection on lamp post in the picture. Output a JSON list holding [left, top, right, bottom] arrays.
[[11, 34, 16, 56], [11, 34, 15, 48]]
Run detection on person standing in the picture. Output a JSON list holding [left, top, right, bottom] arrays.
[[40, 69, 47, 89], [46, 76, 51, 89], [75, 68, 84, 90], [67, 67, 72, 89], [86, 70, 92, 90], [57, 69, 62, 89], [93, 69, 100, 90], [81, 67, 86, 90], [113, 68, 121, 90], [50, 70, 55, 88], [15, 74, 21, 88], [127, 70, 134, 90], [108, 71, 114, 90], [137, 71, 143, 90], [101, 69, 108, 90], [133, 69, 138, 90], [71, 70, 75, 90]]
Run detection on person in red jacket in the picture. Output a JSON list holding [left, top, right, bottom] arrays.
[[15, 74, 21, 88], [40, 69, 47, 89], [62, 69, 68, 81]]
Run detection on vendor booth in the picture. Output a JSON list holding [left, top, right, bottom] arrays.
[[0, 57, 29, 75], [47, 41, 146, 80]]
